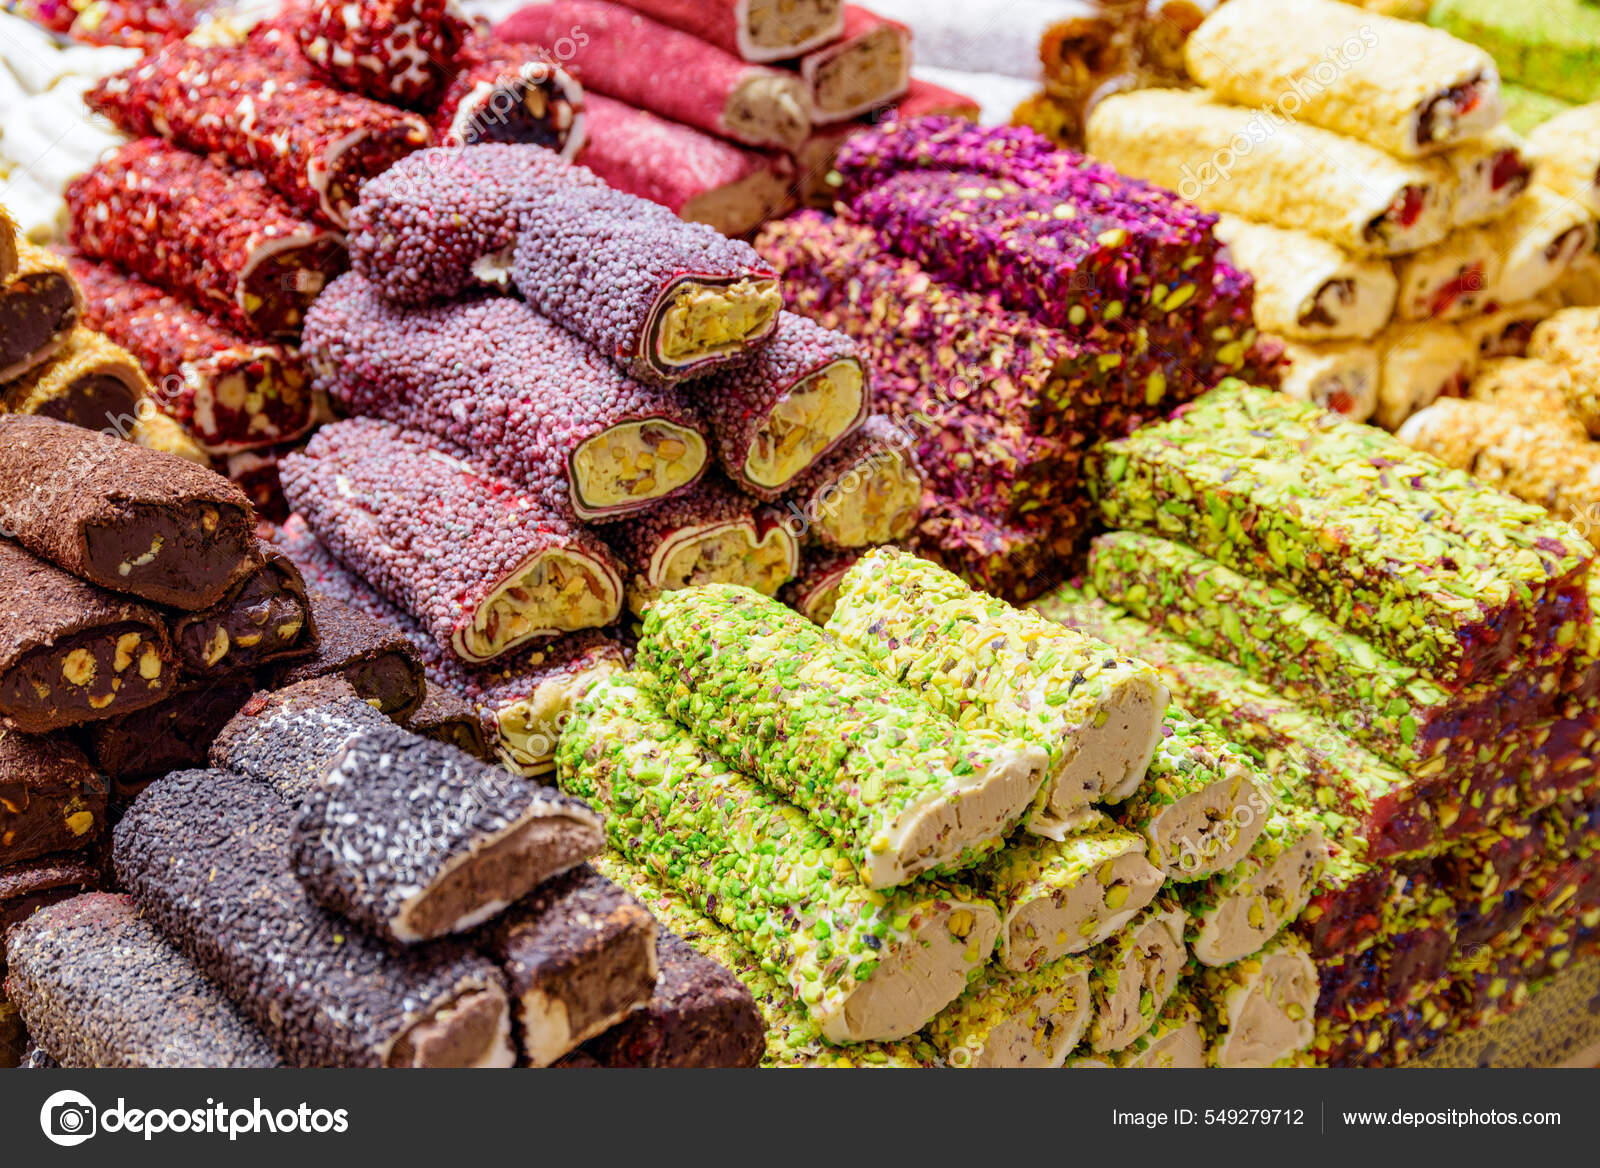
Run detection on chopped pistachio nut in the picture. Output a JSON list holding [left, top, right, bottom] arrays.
[[1182, 808, 1329, 967], [638, 585, 1048, 889], [746, 360, 866, 490], [923, 956, 1092, 1068], [827, 547, 1169, 837], [557, 673, 1001, 1043], [570, 421, 707, 510], [654, 278, 783, 366], [1087, 897, 1187, 1053], [982, 812, 1163, 970], [1110, 990, 1207, 1068], [1196, 934, 1319, 1068], [459, 550, 621, 660]]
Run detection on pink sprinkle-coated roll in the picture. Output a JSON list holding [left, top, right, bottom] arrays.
[[797, 6, 910, 124], [608, 0, 845, 64]]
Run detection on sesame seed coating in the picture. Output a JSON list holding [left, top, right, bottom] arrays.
[[510, 180, 781, 383], [301, 273, 709, 521], [4, 892, 281, 1068], [113, 768, 516, 1067], [345, 145, 604, 306], [296, 0, 472, 108], [292, 722, 604, 944], [280, 417, 624, 662]]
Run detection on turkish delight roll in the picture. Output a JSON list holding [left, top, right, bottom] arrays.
[[796, 5, 910, 123], [1197, 934, 1318, 1067], [1086, 897, 1186, 1053], [0, 239, 82, 383], [779, 547, 858, 625], [604, 474, 798, 617], [86, 41, 430, 229], [1086, 89, 1455, 256], [557, 672, 1001, 1043], [1527, 104, 1600, 217], [1183, 810, 1328, 968], [1459, 298, 1557, 360], [296, 0, 472, 108], [983, 815, 1164, 971], [778, 415, 923, 550], [280, 419, 624, 663], [85, 681, 255, 783], [1373, 318, 1476, 430], [698, 312, 869, 500], [639, 585, 1050, 888], [275, 592, 426, 718], [6, 893, 281, 1069], [512, 183, 782, 384], [0, 731, 105, 866], [430, 35, 586, 157], [924, 957, 1093, 1069], [1187, 0, 1502, 157], [403, 686, 492, 761], [294, 724, 605, 944], [345, 144, 604, 306], [67, 140, 346, 339], [211, 676, 394, 803], [1447, 125, 1535, 227], [1105, 992, 1208, 1069], [1428, 0, 1600, 106], [169, 543, 314, 676], [303, 275, 709, 521], [115, 769, 517, 1068], [1277, 340, 1380, 423], [891, 76, 981, 122], [1483, 188, 1597, 305], [826, 546, 1169, 832], [577, 95, 794, 238], [1529, 308, 1600, 436], [1213, 216, 1396, 342], [1, 326, 149, 433], [481, 865, 661, 1066], [68, 258, 313, 455], [1118, 710, 1270, 881], [912, 497, 1071, 605], [1394, 228, 1498, 321], [608, 0, 844, 63], [499, 2, 807, 151], [0, 414, 259, 610]]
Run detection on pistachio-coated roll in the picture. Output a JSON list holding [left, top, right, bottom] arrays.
[[1196, 934, 1319, 1067], [1087, 897, 1187, 1052], [1182, 810, 1328, 967]]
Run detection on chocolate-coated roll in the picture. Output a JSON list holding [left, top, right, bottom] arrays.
[[404, 685, 492, 761], [85, 681, 256, 782], [0, 731, 106, 866], [274, 589, 426, 719], [170, 543, 315, 676]]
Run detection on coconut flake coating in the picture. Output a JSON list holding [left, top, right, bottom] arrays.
[[297, 0, 472, 107], [779, 413, 924, 550], [638, 584, 1049, 888], [301, 273, 709, 521], [280, 417, 624, 663], [113, 769, 515, 1067], [430, 34, 586, 158], [346, 145, 605, 306], [511, 181, 781, 384], [4, 892, 281, 1068], [556, 671, 1002, 1043], [84, 40, 431, 229], [696, 311, 870, 500], [293, 723, 604, 944], [66, 139, 347, 339]]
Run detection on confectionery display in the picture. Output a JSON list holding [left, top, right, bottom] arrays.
[[2, 0, 1599, 1078]]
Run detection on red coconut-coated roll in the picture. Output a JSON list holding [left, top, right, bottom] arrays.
[[778, 413, 924, 550], [797, 6, 910, 124], [301, 272, 710, 522], [346, 144, 605, 306], [85, 41, 431, 229], [603, 472, 800, 616], [578, 94, 794, 238], [498, 1, 809, 152], [512, 182, 782, 384], [280, 418, 625, 665], [778, 546, 860, 624], [67, 140, 347, 340], [696, 311, 870, 501], [67, 257, 313, 456], [297, 0, 473, 108], [610, 0, 844, 63], [431, 34, 586, 157]]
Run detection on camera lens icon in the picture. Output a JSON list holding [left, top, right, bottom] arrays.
[[40, 1091, 97, 1147]]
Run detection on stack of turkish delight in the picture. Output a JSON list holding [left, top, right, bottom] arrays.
[[275, 141, 920, 775], [553, 560, 1326, 1068], [1086, 0, 1599, 435], [755, 115, 1271, 602], [1033, 379, 1600, 1066], [1429, 0, 1600, 127], [494, 0, 979, 232]]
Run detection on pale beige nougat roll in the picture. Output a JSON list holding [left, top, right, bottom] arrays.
[[1393, 225, 1498, 321], [1446, 125, 1533, 227], [1483, 187, 1598, 305], [1214, 215, 1396, 341], [1277, 339, 1380, 422], [1527, 103, 1600, 217], [1372, 318, 1476, 430]]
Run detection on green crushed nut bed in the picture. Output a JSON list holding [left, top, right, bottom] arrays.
[[637, 584, 1050, 888], [826, 546, 1169, 838], [557, 673, 1002, 1044]]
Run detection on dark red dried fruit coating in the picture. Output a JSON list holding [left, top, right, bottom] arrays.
[[66, 257, 313, 455], [85, 40, 431, 229], [67, 138, 347, 339], [430, 34, 586, 157], [346, 144, 605, 306], [301, 272, 707, 520], [279, 417, 624, 662], [297, 0, 472, 108], [511, 180, 779, 384]]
